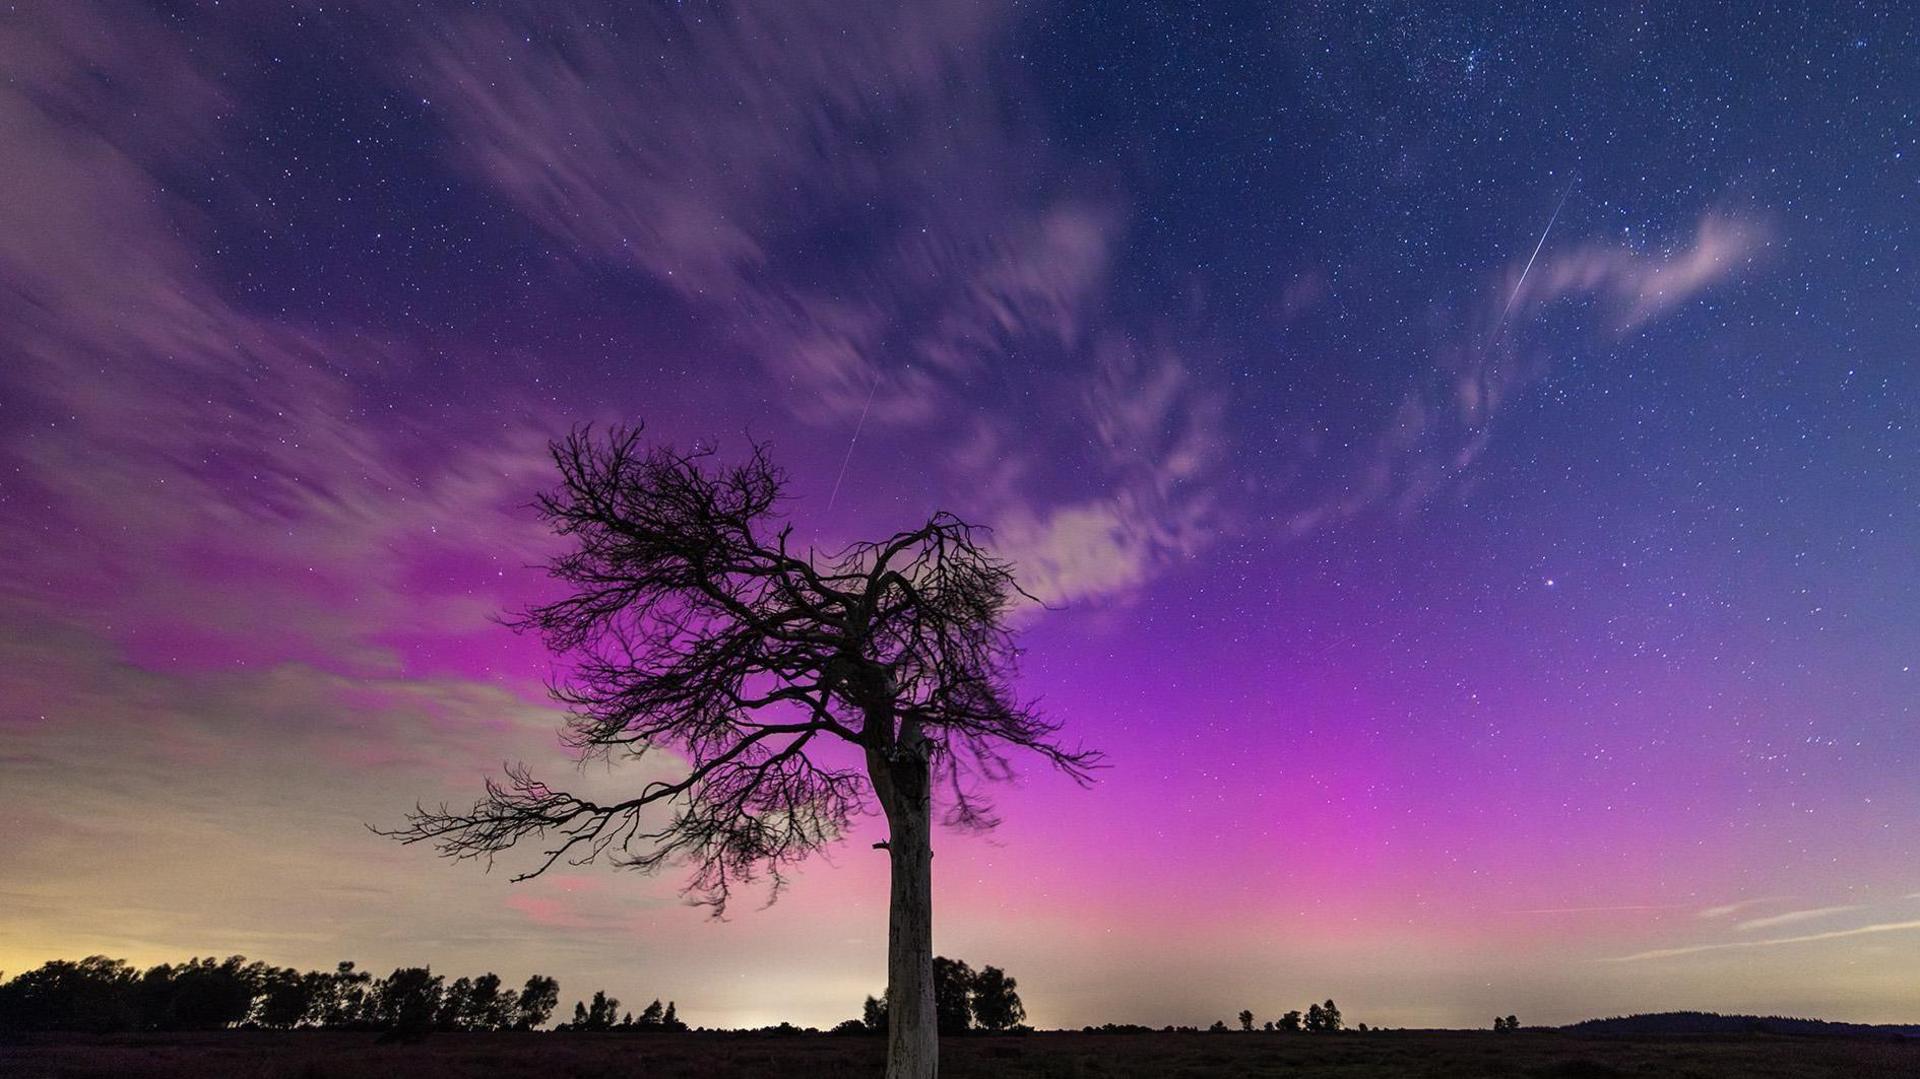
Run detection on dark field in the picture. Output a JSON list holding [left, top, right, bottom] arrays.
[[5, 1030, 1918, 1079]]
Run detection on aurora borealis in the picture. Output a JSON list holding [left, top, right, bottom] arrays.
[[2, 2, 1916, 1030]]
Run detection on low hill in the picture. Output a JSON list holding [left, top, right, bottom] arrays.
[[1564, 1011, 1920, 1039]]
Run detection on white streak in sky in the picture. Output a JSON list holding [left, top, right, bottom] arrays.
[[1511, 904, 1692, 915], [1735, 904, 1863, 933], [1490, 178, 1577, 340], [1697, 897, 1791, 919], [825, 373, 881, 513], [1602, 918, 1920, 962]]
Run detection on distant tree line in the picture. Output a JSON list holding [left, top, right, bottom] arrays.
[[0, 956, 559, 1035], [839, 957, 1026, 1037], [554, 990, 689, 1033], [2, 955, 1550, 1039], [1218, 999, 1350, 1033]]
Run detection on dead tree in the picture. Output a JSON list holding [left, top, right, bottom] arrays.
[[383, 426, 1097, 1079]]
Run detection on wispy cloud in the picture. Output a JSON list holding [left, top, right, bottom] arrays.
[[414, 0, 1007, 302], [1510, 904, 1692, 915], [1522, 213, 1773, 331], [1697, 897, 1790, 920], [991, 340, 1223, 605], [412, 0, 1228, 607], [1603, 919, 1920, 963], [409, 0, 1091, 428], [0, 4, 561, 672], [1287, 206, 1773, 539], [1735, 905, 1864, 933]]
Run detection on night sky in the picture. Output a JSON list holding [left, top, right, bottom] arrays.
[[3, 1, 1917, 1030]]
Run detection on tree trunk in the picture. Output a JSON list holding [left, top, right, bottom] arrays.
[[871, 743, 936, 1079]]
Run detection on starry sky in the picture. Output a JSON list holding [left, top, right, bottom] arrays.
[[2, 1, 1917, 1030]]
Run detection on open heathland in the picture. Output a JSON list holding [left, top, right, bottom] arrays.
[[4, 1029, 1917, 1079]]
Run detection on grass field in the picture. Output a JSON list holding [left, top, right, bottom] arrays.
[[4, 1030, 1917, 1078]]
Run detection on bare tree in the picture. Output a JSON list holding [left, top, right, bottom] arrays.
[[382, 427, 1098, 1079]]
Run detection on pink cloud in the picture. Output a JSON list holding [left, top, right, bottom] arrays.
[[1522, 212, 1773, 330]]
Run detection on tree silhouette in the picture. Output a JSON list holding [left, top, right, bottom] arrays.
[[138, 957, 259, 1031], [463, 973, 515, 1031], [255, 966, 322, 1029], [372, 968, 443, 1039], [438, 977, 474, 1032], [315, 963, 369, 1028], [1304, 1002, 1326, 1032], [1238, 1008, 1254, 1032], [570, 990, 620, 1032], [970, 965, 1026, 1032], [0, 957, 136, 1032], [1321, 999, 1343, 1032], [515, 975, 559, 1030], [932, 957, 976, 1036], [383, 427, 1097, 1079], [1278, 1009, 1302, 1032], [863, 993, 889, 1033]]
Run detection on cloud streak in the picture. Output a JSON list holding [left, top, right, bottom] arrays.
[[1604, 919, 1920, 963], [411, 0, 1225, 608], [1522, 213, 1773, 331], [1734, 905, 1864, 933], [1697, 898, 1790, 920], [1511, 904, 1692, 915], [0, 4, 563, 675]]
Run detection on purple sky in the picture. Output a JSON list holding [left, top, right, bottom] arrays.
[[2, 2, 1917, 1029]]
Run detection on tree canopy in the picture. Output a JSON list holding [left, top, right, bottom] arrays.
[[386, 427, 1097, 912]]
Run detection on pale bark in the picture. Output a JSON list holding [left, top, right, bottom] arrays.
[[872, 739, 936, 1079]]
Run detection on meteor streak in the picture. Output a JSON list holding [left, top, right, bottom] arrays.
[[825, 371, 881, 512], [1490, 178, 1577, 341]]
